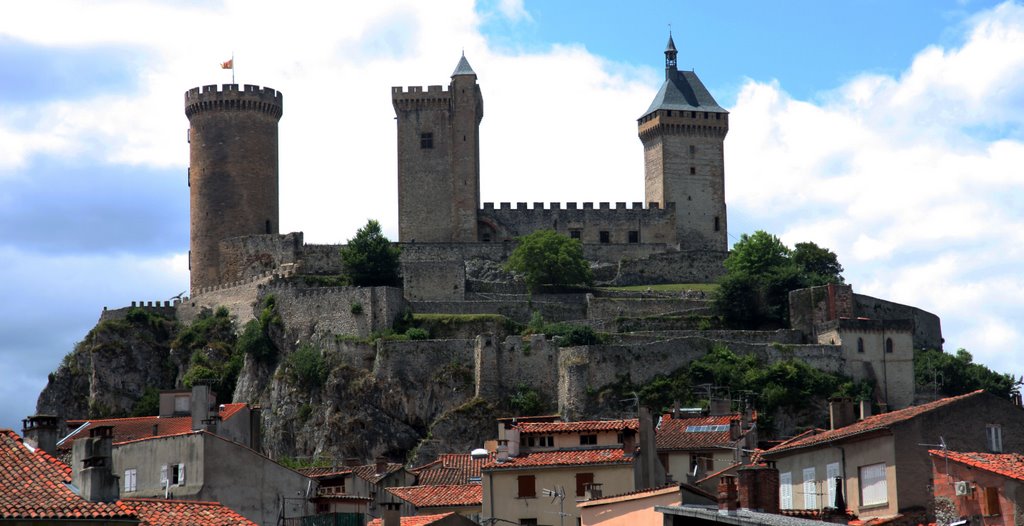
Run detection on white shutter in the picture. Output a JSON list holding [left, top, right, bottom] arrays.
[[826, 462, 840, 508], [803, 467, 816, 509], [780, 472, 793, 509], [859, 463, 887, 506], [178, 463, 186, 486], [160, 464, 168, 485]]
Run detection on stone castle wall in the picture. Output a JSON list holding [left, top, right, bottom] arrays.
[[479, 202, 677, 246], [258, 281, 406, 341], [99, 301, 179, 323], [176, 272, 279, 326]]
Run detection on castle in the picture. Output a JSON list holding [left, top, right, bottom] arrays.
[[182, 37, 729, 300]]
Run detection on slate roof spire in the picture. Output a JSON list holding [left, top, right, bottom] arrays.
[[665, 31, 677, 77], [641, 32, 726, 117], [452, 52, 476, 77]]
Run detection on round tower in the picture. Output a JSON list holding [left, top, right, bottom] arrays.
[[184, 83, 283, 293]]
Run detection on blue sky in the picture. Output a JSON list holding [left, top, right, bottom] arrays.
[[1, 0, 1022, 432]]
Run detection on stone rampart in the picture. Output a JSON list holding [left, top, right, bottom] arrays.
[[586, 296, 709, 320], [410, 298, 586, 324], [373, 338, 476, 386], [299, 244, 345, 275], [177, 273, 278, 326], [99, 301, 179, 323], [853, 294, 943, 351], [258, 281, 406, 342], [218, 233, 303, 283], [607, 249, 726, 285], [479, 202, 677, 247]]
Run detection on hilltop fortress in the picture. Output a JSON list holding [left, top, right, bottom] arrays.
[[77, 40, 943, 440]]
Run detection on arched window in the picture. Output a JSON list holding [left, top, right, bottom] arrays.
[[857, 338, 864, 353], [885, 338, 894, 354]]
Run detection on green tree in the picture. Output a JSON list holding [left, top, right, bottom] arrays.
[[724, 231, 792, 277], [340, 219, 401, 287], [792, 242, 844, 286], [915, 348, 1016, 398], [505, 230, 593, 291]]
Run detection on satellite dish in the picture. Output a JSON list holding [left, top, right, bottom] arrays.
[[471, 448, 489, 459]]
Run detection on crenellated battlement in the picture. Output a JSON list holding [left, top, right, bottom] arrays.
[[637, 109, 728, 142], [481, 201, 676, 212], [184, 83, 283, 119], [391, 85, 453, 112], [190, 267, 294, 298]]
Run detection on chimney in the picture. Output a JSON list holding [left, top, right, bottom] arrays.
[[635, 407, 664, 489], [72, 426, 118, 502], [829, 397, 856, 430], [375, 456, 388, 475], [190, 384, 215, 432], [859, 399, 873, 420], [21, 414, 59, 454], [709, 398, 731, 416], [717, 475, 739, 515], [729, 418, 741, 441], [738, 463, 780, 513], [345, 457, 362, 468], [621, 428, 637, 456], [381, 502, 401, 526], [506, 424, 520, 457], [249, 406, 262, 450], [585, 482, 603, 500], [496, 439, 509, 463]]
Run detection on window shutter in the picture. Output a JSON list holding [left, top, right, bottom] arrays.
[[178, 463, 186, 486], [576, 473, 594, 497], [780, 472, 792, 509], [859, 463, 887, 507], [826, 463, 840, 508], [803, 467, 816, 509], [517, 475, 536, 498], [160, 464, 168, 485], [984, 487, 1001, 516]]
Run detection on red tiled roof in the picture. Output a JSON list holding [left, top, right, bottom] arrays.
[[61, 404, 250, 450], [930, 450, 1024, 481], [0, 429, 136, 521], [411, 453, 494, 485], [60, 415, 191, 449], [766, 391, 986, 455], [367, 512, 456, 526], [517, 419, 638, 434], [387, 484, 482, 508], [298, 466, 353, 479], [483, 447, 633, 470], [416, 466, 466, 486], [352, 462, 405, 484], [656, 414, 738, 450], [123, 498, 257, 525]]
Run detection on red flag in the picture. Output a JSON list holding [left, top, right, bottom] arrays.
[[220, 59, 233, 69]]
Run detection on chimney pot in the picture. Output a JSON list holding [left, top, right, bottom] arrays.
[[829, 397, 856, 430], [718, 476, 739, 515]]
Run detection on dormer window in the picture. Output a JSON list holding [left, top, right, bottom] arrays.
[[580, 434, 597, 445]]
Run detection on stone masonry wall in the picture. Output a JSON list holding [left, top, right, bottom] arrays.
[[258, 281, 406, 341], [479, 202, 677, 246], [853, 294, 943, 351], [100, 301, 179, 323], [176, 273, 277, 326]]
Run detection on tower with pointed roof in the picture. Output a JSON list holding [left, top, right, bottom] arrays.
[[638, 34, 728, 251], [392, 54, 484, 243]]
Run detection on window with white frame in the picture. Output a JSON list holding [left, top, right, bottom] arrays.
[[859, 463, 887, 507], [987, 424, 1003, 452], [160, 463, 187, 487], [826, 462, 840, 508], [124, 468, 137, 492], [803, 467, 817, 509], [780, 472, 793, 509]]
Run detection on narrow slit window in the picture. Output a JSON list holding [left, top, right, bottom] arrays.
[[420, 132, 433, 149]]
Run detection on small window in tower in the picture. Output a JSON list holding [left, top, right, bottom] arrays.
[[689, 145, 696, 155], [857, 338, 865, 353], [690, 167, 696, 175], [570, 230, 581, 240], [420, 132, 433, 149], [667, 110, 673, 116], [704, 112, 709, 119], [265, 220, 271, 234], [691, 111, 696, 118], [187, 167, 190, 187], [714, 217, 720, 232], [628, 231, 639, 243], [885, 338, 894, 353], [599, 231, 610, 244]]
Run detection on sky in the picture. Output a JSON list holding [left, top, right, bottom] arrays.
[[1, 0, 1022, 432]]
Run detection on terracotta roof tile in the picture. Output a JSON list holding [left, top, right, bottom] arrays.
[[367, 512, 456, 526], [123, 498, 257, 525], [765, 391, 985, 455], [298, 466, 353, 479], [930, 450, 1024, 481], [352, 462, 405, 484], [411, 453, 494, 485], [59, 416, 192, 449], [518, 419, 639, 434], [387, 484, 482, 508], [416, 467, 466, 486], [656, 414, 739, 450], [483, 447, 632, 470], [0, 429, 136, 521]]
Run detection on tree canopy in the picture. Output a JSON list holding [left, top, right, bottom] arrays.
[[715, 231, 844, 328], [915, 347, 1017, 399], [505, 229, 593, 291], [340, 220, 401, 287]]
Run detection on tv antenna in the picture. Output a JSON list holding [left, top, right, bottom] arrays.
[[541, 486, 567, 526]]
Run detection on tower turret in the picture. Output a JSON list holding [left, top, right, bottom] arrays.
[[393, 54, 484, 243], [184, 84, 283, 293], [639, 36, 728, 251]]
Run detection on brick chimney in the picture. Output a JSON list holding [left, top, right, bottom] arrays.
[[729, 418, 742, 441], [738, 463, 780, 513], [381, 502, 401, 526], [21, 414, 59, 454], [829, 397, 856, 430], [345, 457, 362, 468], [621, 428, 637, 456], [718, 476, 739, 515], [72, 426, 118, 502], [375, 456, 388, 475]]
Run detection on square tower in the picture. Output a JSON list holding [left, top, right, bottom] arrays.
[[392, 55, 484, 243]]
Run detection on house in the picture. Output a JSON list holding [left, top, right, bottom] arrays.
[[655, 405, 756, 484], [298, 458, 416, 520], [930, 449, 1024, 524], [411, 452, 493, 485], [761, 391, 1024, 523], [299, 465, 373, 519], [0, 428, 256, 526], [576, 483, 715, 526], [386, 484, 483, 518]]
